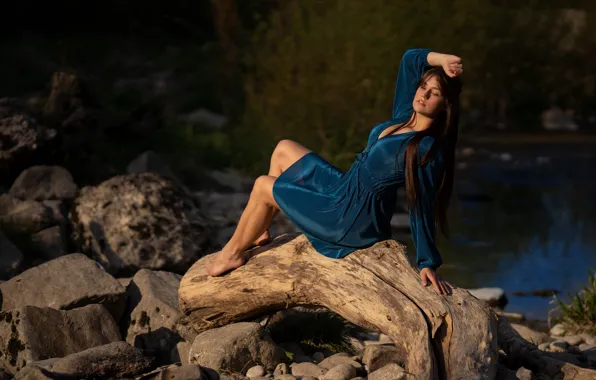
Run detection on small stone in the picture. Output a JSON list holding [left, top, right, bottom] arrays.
[[246, 365, 265, 378], [318, 352, 362, 371], [274, 363, 289, 376], [579, 343, 596, 352], [579, 333, 596, 345], [368, 362, 407, 380], [561, 335, 584, 346], [550, 323, 566, 337], [511, 324, 550, 345], [538, 342, 550, 351], [273, 375, 296, 380], [319, 363, 357, 380], [312, 352, 325, 363], [290, 362, 327, 378], [550, 340, 569, 352], [516, 367, 534, 380]]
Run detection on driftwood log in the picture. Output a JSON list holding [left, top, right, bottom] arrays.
[[178, 233, 596, 380]]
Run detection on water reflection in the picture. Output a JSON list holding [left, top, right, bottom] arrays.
[[408, 145, 596, 320]]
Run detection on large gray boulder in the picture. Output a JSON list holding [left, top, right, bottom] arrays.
[[0, 304, 121, 374], [189, 322, 285, 373], [125, 269, 182, 360], [8, 165, 78, 201], [0, 253, 126, 322], [71, 173, 213, 276], [0, 231, 24, 280]]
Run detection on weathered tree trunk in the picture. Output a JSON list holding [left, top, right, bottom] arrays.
[[179, 233, 596, 379]]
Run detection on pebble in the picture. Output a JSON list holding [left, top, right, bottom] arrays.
[[549, 323, 566, 337], [319, 363, 357, 380], [579, 333, 596, 345], [274, 363, 289, 376], [561, 335, 584, 346], [274, 375, 296, 380], [579, 343, 596, 352], [312, 352, 325, 363], [246, 365, 265, 378], [538, 343, 550, 351], [549, 340, 569, 352], [290, 362, 327, 378]]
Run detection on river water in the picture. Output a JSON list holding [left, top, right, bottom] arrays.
[[403, 141, 596, 321]]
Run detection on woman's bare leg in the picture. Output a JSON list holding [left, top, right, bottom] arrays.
[[252, 139, 311, 246], [207, 175, 280, 276]]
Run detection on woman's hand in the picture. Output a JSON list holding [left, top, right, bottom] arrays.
[[427, 52, 463, 78], [420, 267, 453, 295]]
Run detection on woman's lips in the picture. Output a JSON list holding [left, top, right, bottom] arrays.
[[417, 99, 426, 107]]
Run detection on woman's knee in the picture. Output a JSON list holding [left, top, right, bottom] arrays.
[[272, 139, 293, 160], [251, 175, 277, 205]]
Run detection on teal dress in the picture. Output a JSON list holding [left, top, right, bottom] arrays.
[[272, 48, 444, 271]]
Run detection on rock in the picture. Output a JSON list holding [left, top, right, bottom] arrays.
[[541, 106, 579, 131], [0, 253, 126, 322], [71, 173, 213, 276], [550, 323, 566, 337], [43, 341, 154, 379], [367, 362, 407, 380], [319, 363, 357, 380], [246, 365, 265, 378], [290, 362, 327, 378], [378, 333, 394, 345], [175, 315, 200, 343], [293, 355, 313, 363], [12, 365, 55, 380], [0, 231, 24, 280], [466, 287, 508, 308], [9, 165, 78, 201], [180, 108, 229, 129], [560, 334, 584, 346], [27, 225, 67, 260], [118, 277, 133, 287], [274, 362, 289, 376], [579, 343, 596, 351], [549, 340, 569, 352], [127, 151, 189, 194], [0, 304, 121, 374], [318, 352, 362, 371], [274, 375, 296, 380], [312, 351, 325, 362], [189, 322, 285, 372], [0, 369, 11, 380], [125, 269, 183, 361], [0, 194, 59, 234], [515, 367, 536, 380], [139, 363, 209, 380], [171, 341, 192, 365], [0, 98, 57, 182], [348, 336, 365, 353], [580, 333, 596, 345], [205, 169, 253, 193], [538, 342, 550, 351], [362, 344, 403, 372], [511, 324, 550, 345]]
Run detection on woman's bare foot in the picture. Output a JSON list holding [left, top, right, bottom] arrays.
[[252, 230, 271, 247], [206, 250, 247, 277]]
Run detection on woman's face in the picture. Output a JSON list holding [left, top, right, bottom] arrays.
[[412, 75, 445, 118]]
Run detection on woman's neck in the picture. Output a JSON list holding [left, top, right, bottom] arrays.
[[410, 112, 434, 132]]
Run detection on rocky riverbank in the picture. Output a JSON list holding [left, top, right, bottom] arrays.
[[1, 74, 596, 379]]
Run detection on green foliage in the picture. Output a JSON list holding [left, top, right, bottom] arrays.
[[552, 271, 596, 335], [266, 309, 366, 355]]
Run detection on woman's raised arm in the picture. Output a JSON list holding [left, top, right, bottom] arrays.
[[391, 48, 432, 119], [391, 49, 463, 119]]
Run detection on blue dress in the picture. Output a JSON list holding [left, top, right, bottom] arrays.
[[272, 48, 444, 271]]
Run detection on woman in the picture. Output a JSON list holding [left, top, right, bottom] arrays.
[[207, 48, 463, 296]]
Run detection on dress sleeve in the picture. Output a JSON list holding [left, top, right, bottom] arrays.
[[408, 140, 445, 271], [392, 48, 433, 119]]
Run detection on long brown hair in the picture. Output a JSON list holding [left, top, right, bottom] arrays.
[[390, 67, 462, 239]]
